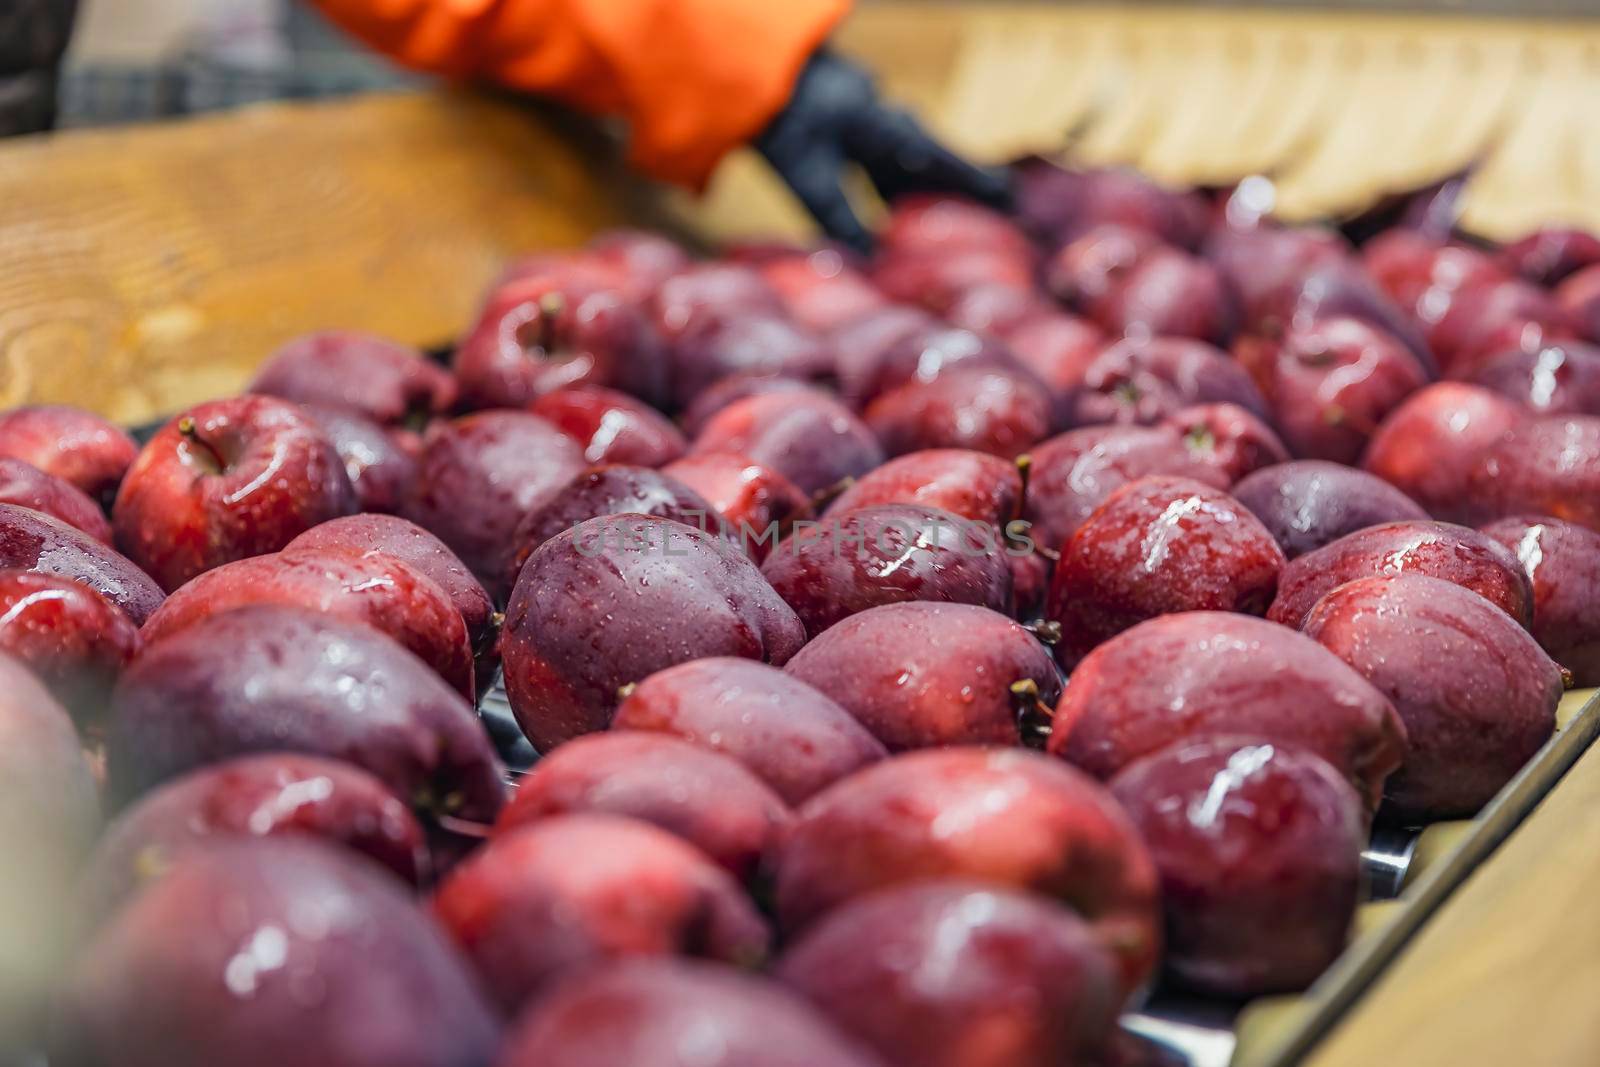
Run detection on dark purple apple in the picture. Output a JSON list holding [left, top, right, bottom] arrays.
[[248, 330, 457, 427], [498, 959, 883, 1067], [502, 515, 804, 752], [55, 839, 500, 1067], [1232, 460, 1430, 558], [108, 605, 503, 821], [777, 881, 1121, 1067], [691, 389, 884, 498], [1110, 737, 1366, 995], [403, 410, 585, 589]]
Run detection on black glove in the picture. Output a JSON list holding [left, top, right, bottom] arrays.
[[0, 0, 79, 136], [754, 49, 1013, 256]]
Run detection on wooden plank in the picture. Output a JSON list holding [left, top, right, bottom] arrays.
[[1303, 696, 1600, 1066], [0, 91, 630, 424]]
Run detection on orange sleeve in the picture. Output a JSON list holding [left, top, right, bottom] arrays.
[[311, 0, 852, 187]]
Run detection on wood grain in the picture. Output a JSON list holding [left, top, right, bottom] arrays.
[[0, 91, 630, 424], [1305, 721, 1600, 1065]]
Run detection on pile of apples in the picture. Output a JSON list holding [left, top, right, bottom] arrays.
[[4, 158, 1600, 1067]]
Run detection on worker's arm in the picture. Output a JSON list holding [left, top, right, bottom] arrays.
[[310, 0, 849, 188], [310, 0, 1010, 251]]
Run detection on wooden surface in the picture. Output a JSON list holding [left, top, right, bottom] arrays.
[[1301, 690, 1600, 1066], [0, 91, 631, 424]]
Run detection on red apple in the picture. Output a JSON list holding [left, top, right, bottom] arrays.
[[137, 545, 476, 699], [0, 405, 138, 506], [865, 367, 1055, 460], [529, 385, 687, 466], [1361, 382, 1526, 522], [1089, 246, 1237, 345], [112, 396, 357, 592], [0, 569, 138, 728], [1062, 337, 1267, 428], [660, 451, 811, 559], [584, 229, 692, 299], [777, 881, 1121, 1067], [0, 503, 164, 625], [668, 314, 835, 409], [1046, 475, 1285, 666], [1267, 519, 1534, 630], [1045, 223, 1161, 308], [773, 746, 1160, 997], [83, 753, 430, 916], [1158, 403, 1290, 483], [432, 814, 769, 1014], [1500, 226, 1600, 287], [498, 959, 883, 1067], [1466, 414, 1600, 532], [650, 262, 785, 341], [248, 331, 457, 427], [496, 732, 789, 883], [826, 448, 1023, 528], [1555, 262, 1600, 341], [454, 272, 669, 409], [1022, 424, 1231, 552], [756, 248, 889, 333], [1304, 574, 1562, 820], [611, 657, 886, 805], [1482, 515, 1600, 685], [1004, 312, 1108, 398], [284, 513, 495, 651], [1468, 341, 1600, 416], [1048, 611, 1405, 809], [783, 601, 1061, 752], [1110, 737, 1367, 995], [1237, 315, 1430, 464], [403, 411, 585, 589], [0, 457, 112, 541], [300, 404, 419, 515]]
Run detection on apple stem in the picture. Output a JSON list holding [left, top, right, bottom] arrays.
[[1014, 452, 1033, 510], [811, 475, 855, 512], [1023, 619, 1062, 646], [536, 292, 566, 352], [1561, 665, 1575, 691], [176, 415, 227, 473], [616, 681, 638, 701], [1010, 678, 1056, 747]]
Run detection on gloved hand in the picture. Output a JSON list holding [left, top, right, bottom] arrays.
[[0, 0, 79, 136], [754, 49, 1014, 255]]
